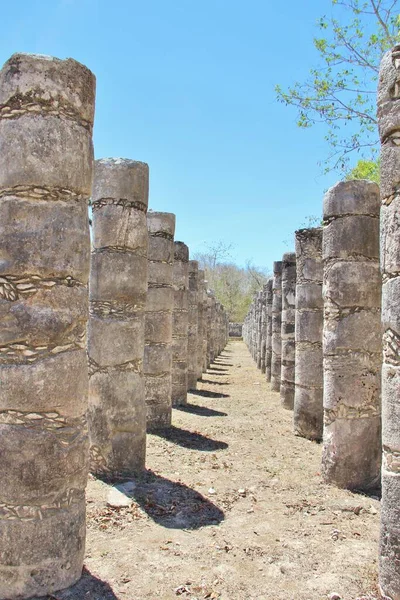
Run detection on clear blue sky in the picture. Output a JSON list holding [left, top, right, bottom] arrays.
[[0, 0, 356, 271]]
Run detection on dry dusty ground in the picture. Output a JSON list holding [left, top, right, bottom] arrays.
[[49, 340, 381, 600]]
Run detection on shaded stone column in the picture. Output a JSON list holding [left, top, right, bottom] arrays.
[[378, 45, 400, 600], [0, 53, 95, 598], [172, 242, 189, 405], [256, 291, 263, 369], [187, 260, 199, 390], [265, 279, 273, 382], [88, 159, 148, 476], [196, 269, 205, 380], [260, 284, 267, 373], [294, 228, 323, 440], [271, 261, 283, 391], [144, 212, 175, 430], [202, 279, 209, 372], [322, 180, 381, 491], [280, 253, 296, 409]]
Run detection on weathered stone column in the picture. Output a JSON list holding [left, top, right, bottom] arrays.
[[378, 46, 400, 600], [260, 284, 267, 373], [144, 212, 175, 430], [202, 279, 209, 372], [209, 293, 217, 364], [197, 269, 205, 380], [322, 180, 381, 491], [0, 53, 94, 599], [265, 279, 273, 382], [280, 253, 296, 409], [172, 242, 189, 405], [187, 260, 199, 390], [294, 228, 323, 440], [271, 261, 283, 391], [88, 159, 148, 476]]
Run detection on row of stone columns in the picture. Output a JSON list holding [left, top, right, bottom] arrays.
[[244, 178, 381, 486], [244, 43, 400, 592], [0, 53, 229, 600]]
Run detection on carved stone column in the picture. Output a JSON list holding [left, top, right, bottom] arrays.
[[271, 261, 283, 391], [294, 228, 323, 440], [145, 212, 175, 430], [187, 260, 199, 390], [0, 53, 95, 599], [265, 279, 273, 382], [280, 253, 296, 409], [378, 45, 400, 600], [322, 180, 381, 491], [171, 242, 189, 405], [88, 158, 148, 477]]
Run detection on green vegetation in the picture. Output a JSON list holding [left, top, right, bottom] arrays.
[[276, 0, 400, 172], [193, 242, 269, 322]]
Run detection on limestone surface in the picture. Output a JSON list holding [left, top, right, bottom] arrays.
[[294, 228, 323, 440], [144, 212, 175, 430], [378, 45, 400, 600], [322, 180, 381, 492], [0, 53, 95, 599], [172, 242, 189, 406], [187, 261, 199, 390], [271, 261, 283, 392], [280, 253, 296, 410], [88, 158, 149, 477]]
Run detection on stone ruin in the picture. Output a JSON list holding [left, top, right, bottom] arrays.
[[244, 44, 400, 597], [0, 53, 95, 599], [145, 211, 176, 430], [88, 158, 148, 477], [378, 44, 400, 600], [229, 322, 243, 338], [0, 52, 230, 599], [293, 227, 323, 441], [5, 44, 400, 600]]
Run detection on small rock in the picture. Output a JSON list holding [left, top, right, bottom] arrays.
[[208, 487, 216, 495], [238, 488, 246, 496], [329, 594, 342, 600], [107, 487, 133, 508]]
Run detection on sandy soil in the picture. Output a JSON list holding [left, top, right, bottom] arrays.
[[49, 340, 381, 600]]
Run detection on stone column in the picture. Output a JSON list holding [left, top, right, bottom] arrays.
[[88, 159, 148, 477], [0, 53, 94, 599], [294, 228, 323, 440], [265, 279, 273, 382], [202, 279, 209, 372], [172, 242, 189, 406], [197, 269, 205, 381], [144, 212, 175, 430], [322, 180, 381, 491], [187, 260, 199, 390], [271, 261, 283, 391], [378, 45, 400, 600], [209, 294, 217, 364], [280, 253, 296, 410], [260, 284, 267, 374]]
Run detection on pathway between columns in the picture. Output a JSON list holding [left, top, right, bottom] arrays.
[[52, 341, 380, 600]]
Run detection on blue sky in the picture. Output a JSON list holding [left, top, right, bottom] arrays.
[[0, 0, 366, 271]]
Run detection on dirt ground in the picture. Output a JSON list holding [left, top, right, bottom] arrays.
[[50, 340, 381, 600]]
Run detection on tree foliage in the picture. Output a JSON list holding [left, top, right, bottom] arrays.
[[275, 0, 400, 171], [193, 242, 269, 322], [344, 157, 380, 181]]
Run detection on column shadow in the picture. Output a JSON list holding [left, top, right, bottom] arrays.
[[131, 469, 225, 529], [208, 366, 229, 372], [48, 567, 118, 600], [191, 389, 230, 399], [199, 379, 228, 386], [175, 403, 228, 417], [152, 425, 228, 451]]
